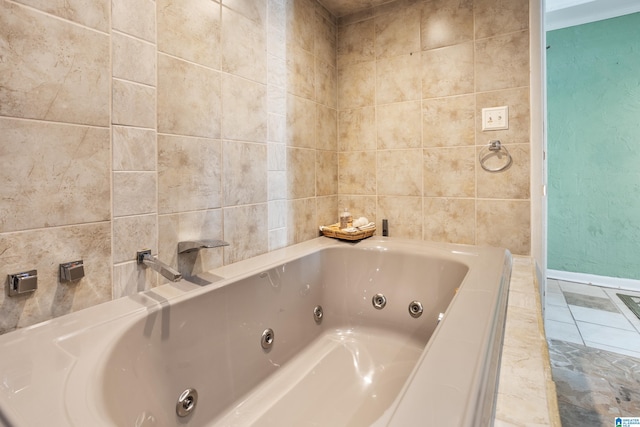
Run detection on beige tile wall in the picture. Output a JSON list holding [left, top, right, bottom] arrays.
[[0, 0, 531, 334], [0, 0, 337, 333], [337, 0, 531, 255]]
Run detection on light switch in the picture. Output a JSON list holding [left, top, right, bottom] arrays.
[[482, 106, 509, 131]]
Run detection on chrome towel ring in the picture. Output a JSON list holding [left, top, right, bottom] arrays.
[[479, 140, 512, 173]]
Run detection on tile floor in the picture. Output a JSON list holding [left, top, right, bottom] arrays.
[[545, 279, 640, 425]]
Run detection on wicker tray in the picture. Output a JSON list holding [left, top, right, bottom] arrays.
[[320, 223, 376, 241]]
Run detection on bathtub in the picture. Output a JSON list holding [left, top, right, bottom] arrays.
[[0, 237, 511, 427]]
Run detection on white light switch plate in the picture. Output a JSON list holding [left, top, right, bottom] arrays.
[[482, 106, 509, 131]]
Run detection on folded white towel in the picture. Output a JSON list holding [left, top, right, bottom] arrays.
[[319, 222, 375, 233]]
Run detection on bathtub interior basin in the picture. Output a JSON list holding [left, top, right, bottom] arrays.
[[0, 237, 511, 427]]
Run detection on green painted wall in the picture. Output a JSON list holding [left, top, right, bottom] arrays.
[[547, 13, 640, 279]]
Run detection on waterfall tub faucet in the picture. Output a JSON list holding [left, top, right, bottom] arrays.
[[177, 239, 229, 254], [137, 250, 182, 282]]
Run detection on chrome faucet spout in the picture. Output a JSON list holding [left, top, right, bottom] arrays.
[[136, 250, 182, 282], [177, 239, 229, 254]]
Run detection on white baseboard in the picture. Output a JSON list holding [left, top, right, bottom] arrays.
[[547, 269, 640, 293]]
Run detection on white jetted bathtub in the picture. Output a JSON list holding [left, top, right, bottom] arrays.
[[0, 237, 511, 426]]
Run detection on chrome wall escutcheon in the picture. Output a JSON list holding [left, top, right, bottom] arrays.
[[408, 301, 424, 318], [176, 388, 198, 417], [372, 293, 387, 309], [261, 328, 275, 350], [7, 270, 38, 296], [60, 260, 85, 282], [313, 305, 323, 322]]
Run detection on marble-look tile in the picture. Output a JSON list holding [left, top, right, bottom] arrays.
[[498, 344, 547, 401], [268, 113, 286, 143], [475, 31, 529, 93], [475, 87, 530, 145], [268, 0, 286, 31], [577, 322, 640, 352], [286, 0, 315, 53], [376, 101, 422, 149], [112, 0, 156, 42], [502, 308, 541, 350], [158, 0, 221, 70], [0, 223, 111, 334], [0, 118, 110, 232], [316, 105, 337, 151], [337, 195, 377, 224], [495, 392, 550, 426], [315, 13, 336, 68], [112, 32, 156, 86], [268, 84, 286, 116], [268, 54, 286, 88], [338, 151, 377, 195], [335, 4, 375, 24], [338, 61, 376, 110], [287, 198, 318, 244], [113, 214, 157, 264], [423, 147, 475, 197], [316, 151, 338, 196], [112, 126, 156, 172], [223, 203, 268, 264], [287, 147, 316, 199], [474, 0, 528, 39], [564, 292, 619, 312], [337, 18, 375, 69], [269, 228, 288, 251], [267, 25, 286, 59], [547, 278, 561, 292], [315, 60, 337, 108], [546, 291, 568, 307], [268, 170, 287, 201], [268, 142, 286, 171], [113, 261, 157, 299], [157, 54, 221, 139], [221, 74, 267, 142], [223, 0, 266, 25], [287, 44, 315, 101], [113, 172, 157, 217], [223, 141, 268, 205], [268, 200, 287, 230], [422, 94, 475, 147], [545, 320, 584, 345], [423, 198, 475, 245], [559, 281, 608, 297], [569, 305, 635, 331], [377, 149, 422, 196], [222, 6, 267, 83], [422, 42, 474, 99], [0, 2, 109, 126], [476, 199, 530, 255], [316, 195, 339, 228], [421, 0, 473, 50], [339, 107, 376, 151], [158, 209, 224, 279], [508, 289, 539, 312], [157, 134, 222, 214], [545, 304, 575, 324], [112, 79, 156, 129], [376, 53, 421, 104], [374, 3, 421, 59], [14, 0, 109, 32], [376, 196, 422, 239], [477, 143, 530, 199], [287, 94, 316, 148]]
